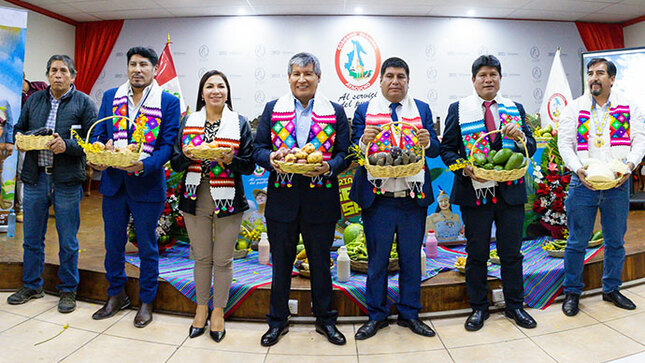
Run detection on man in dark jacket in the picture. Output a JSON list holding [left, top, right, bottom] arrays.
[[253, 52, 350, 347], [8, 55, 97, 313], [440, 55, 537, 331]]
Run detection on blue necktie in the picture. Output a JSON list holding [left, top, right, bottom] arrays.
[[390, 103, 400, 122]]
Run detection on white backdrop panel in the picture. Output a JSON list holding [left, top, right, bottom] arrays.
[[90, 16, 586, 129]]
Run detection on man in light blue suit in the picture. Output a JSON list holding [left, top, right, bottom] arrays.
[[90, 47, 180, 328]]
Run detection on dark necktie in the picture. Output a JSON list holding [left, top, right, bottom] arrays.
[[390, 102, 401, 122], [483, 100, 497, 142]]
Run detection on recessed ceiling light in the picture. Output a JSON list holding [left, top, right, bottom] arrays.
[[467, 9, 476, 16], [355, 7, 363, 14]]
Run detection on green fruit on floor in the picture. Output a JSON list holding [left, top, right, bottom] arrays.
[[128, 230, 136, 242], [504, 153, 525, 170], [296, 244, 305, 255], [237, 240, 249, 250], [591, 231, 603, 241], [492, 148, 513, 165], [344, 223, 364, 245]]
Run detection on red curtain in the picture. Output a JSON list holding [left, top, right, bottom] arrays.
[[74, 20, 124, 94], [575, 22, 624, 51]]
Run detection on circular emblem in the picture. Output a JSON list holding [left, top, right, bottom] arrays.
[[198, 68, 207, 78], [254, 90, 266, 105], [426, 67, 437, 81], [547, 93, 568, 121], [532, 66, 542, 80], [255, 44, 266, 58], [199, 45, 209, 58], [335, 31, 381, 91], [533, 88, 544, 102], [530, 46, 540, 59], [426, 89, 438, 103], [255, 67, 266, 81], [425, 44, 436, 58]]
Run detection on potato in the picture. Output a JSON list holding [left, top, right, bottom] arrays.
[[393, 156, 402, 166], [294, 151, 308, 159], [284, 154, 297, 163], [290, 147, 301, 154], [401, 152, 410, 165], [302, 143, 316, 154], [385, 153, 394, 165], [307, 151, 323, 163], [93, 141, 105, 151], [126, 144, 138, 152], [297, 159, 307, 164]]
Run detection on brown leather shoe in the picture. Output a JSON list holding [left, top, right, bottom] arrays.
[[134, 303, 153, 328], [92, 290, 130, 320]]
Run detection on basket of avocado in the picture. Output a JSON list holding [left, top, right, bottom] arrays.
[[469, 129, 529, 182]]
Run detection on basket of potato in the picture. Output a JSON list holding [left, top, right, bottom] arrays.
[[185, 142, 232, 160], [274, 142, 323, 174], [365, 122, 425, 178], [80, 116, 142, 168]]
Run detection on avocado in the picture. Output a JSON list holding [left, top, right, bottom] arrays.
[[492, 148, 513, 165]]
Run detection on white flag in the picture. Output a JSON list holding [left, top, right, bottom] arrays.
[[539, 49, 572, 128]]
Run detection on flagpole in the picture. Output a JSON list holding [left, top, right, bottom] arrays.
[[167, 33, 171, 45]]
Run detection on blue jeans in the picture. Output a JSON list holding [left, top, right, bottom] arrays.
[[22, 172, 83, 292], [564, 175, 629, 295]]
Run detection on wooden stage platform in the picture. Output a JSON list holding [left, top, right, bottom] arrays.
[[2, 193, 645, 320]]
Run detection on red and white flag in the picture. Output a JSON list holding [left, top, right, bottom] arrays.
[[539, 48, 572, 128], [155, 39, 187, 115]]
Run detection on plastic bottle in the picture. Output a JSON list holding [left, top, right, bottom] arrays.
[[425, 230, 438, 258], [336, 245, 351, 282], [258, 232, 270, 265], [7, 209, 16, 238], [420, 246, 427, 277]]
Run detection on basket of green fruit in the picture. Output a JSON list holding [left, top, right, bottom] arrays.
[[345, 233, 399, 273], [588, 231, 603, 248], [469, 129, 529, 182], [543, 239, 566, 258]]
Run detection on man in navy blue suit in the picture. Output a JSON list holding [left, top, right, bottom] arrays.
[[90, 47, 180, 328], [253, 52, 350, 347], [440, 55, 537, 331], [350, 57, 440, 340]]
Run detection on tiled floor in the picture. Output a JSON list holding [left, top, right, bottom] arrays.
[[1, 283, 645, 363]]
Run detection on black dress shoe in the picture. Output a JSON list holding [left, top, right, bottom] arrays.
[[261, 325, 289, 346], [315, 323, 347, 345], [397, 318, 435, 337], [134, 303, 153, 328], [210, 329, 226, 342], [465, 310, 489, 331], [603, 290, 636, 310], [355, 319, 389, 340], [505, 308, 537, 329], [562, 293, 580, 317], [92, 290, 130, 320], [189, 309, 211, 338]]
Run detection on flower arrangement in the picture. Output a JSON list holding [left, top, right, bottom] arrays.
[[531, 135, 571, 238], [128, 163, 188, 252]]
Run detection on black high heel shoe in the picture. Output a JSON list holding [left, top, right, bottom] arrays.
[[189, 309, 211, 338], [209, 313, 226, 342]]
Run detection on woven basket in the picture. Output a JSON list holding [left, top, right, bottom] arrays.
[[275, 160, 322, 174], [587, 179, 620, 191], [15, 134, 54, 151], [588, 238, 604, 248], [350, 258, 399, 273], [364, 122, 425, 178], [547, 249, 565, 258], [470, 129, 529, 182], [455, 265, 466, 274], [233, 248, 248, 259], [186, 146, 232, 160], [85, 116, 142, 168]]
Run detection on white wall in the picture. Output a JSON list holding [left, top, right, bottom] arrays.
[[0, 1, 75, 82], [624, 21, 645, 48], [92, 16, 585, 126]]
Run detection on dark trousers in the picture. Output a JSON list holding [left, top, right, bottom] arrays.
[[363, 196, 426, 321], [461, 195, 524, 310], [103, 186, 164, 304], [266, 213, 338, 328]]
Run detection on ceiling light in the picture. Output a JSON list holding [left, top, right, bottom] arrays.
[[355, 7, 363, 14], [237, 8, 247, 15], [467, 9, 475, 16]]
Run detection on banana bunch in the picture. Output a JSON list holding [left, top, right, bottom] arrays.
[[542, 239, 566, 251], [489, 249, 498, 259], [454, 256, 467, 269], [345, 233, 398, 261], [240, 221, 264, 242]]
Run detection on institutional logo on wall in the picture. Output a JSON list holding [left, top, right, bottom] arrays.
[[335, 31, 381, 91], [547, 93, 568, 121]]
